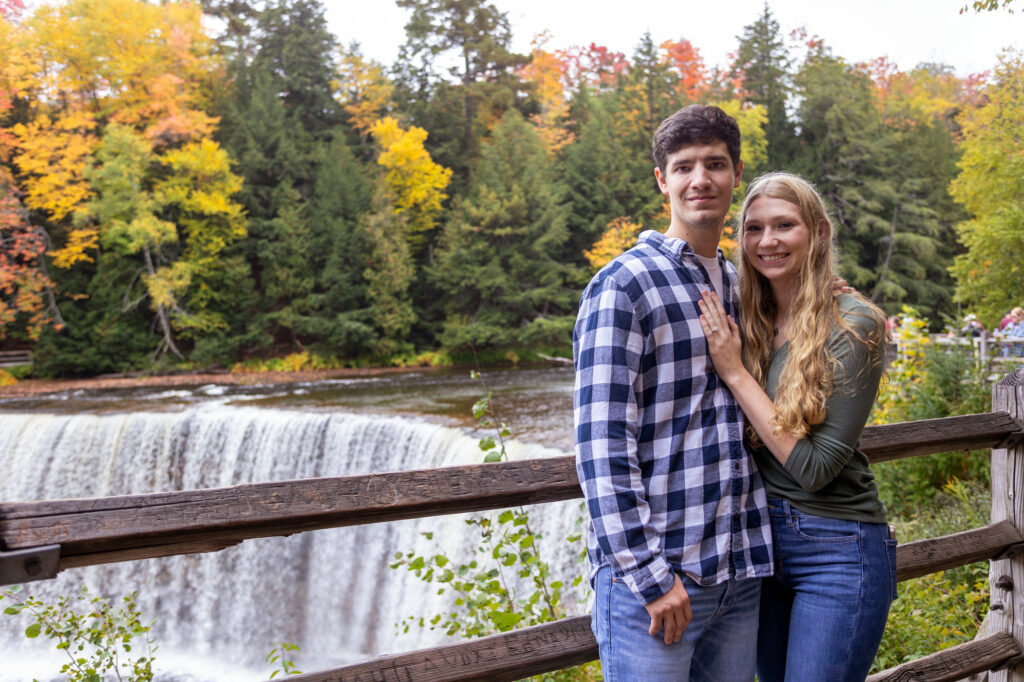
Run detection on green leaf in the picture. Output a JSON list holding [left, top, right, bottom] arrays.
[[483, 451, 502, 463], [4, 605, 24, 615], [497, 510, 514, 524], [472, 396, 490, 419], [478, 436, 496, 451], [25, 622, 41, 638], [489, 611, 524, 631], [409, 556, 425, 570]]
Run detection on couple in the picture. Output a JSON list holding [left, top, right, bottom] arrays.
[[573, 105, 895, 682]]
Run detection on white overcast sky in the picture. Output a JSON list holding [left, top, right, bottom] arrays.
[[325, 0, 1023, 77]]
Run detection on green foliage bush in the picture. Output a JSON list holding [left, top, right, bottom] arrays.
[[0, 584, 156, 682], [872, 480, 991, 672], [391, 371, 598, 680], [872, 309, 993, 513]]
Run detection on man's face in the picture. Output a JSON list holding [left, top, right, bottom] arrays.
[[654, 141, 742, 234]]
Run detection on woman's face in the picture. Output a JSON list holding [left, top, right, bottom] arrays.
[[742, 195, 814, 287]]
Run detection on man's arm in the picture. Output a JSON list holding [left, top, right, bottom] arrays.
[[574, 276, 685, 637]]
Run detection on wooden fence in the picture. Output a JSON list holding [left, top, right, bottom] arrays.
[[930, 335, 1024, 370], [0, 350, 31, 368], [2, 369, 1024, 681]]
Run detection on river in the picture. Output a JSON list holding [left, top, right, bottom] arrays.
[[0, 365, 585, 681]]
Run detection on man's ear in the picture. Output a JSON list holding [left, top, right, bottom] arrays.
[[654, 166, 668, 194], [818, 218, 831, 242], [733, 159, 744, 188]]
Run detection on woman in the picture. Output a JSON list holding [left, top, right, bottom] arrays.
[[697, 172, 894, 682]]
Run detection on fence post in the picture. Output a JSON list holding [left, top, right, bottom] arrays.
[[990, 368, 1024, 681]]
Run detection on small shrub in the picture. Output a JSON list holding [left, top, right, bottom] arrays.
[[266, 641, 302, 678], [872, 479, 991, 672], [0, 584, 156, 682]]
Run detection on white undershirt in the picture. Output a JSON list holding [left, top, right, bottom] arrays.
[[694, 252, 724, 299]]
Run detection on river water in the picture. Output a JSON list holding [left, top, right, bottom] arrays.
[[0, 365, 585, 681]]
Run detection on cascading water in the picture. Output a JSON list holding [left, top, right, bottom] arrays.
[[0, 406, 586, 681]]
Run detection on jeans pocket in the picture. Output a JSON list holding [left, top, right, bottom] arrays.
[[885, 538, 899, 601], [793, 512, 859, 542]]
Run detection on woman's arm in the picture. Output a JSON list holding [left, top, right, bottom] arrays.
[[698, 290, 798, 465]]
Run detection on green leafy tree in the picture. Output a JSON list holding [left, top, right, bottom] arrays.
[[948, 50, 1024, 323], [794, 52, 948, 314], [393, 0, 528, 186], [432, 111, 579, 351]]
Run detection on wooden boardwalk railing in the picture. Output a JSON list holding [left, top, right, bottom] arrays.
[[2, 369, 1023, 681], [0, 350, 31, 368]]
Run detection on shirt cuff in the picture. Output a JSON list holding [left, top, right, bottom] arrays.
[[621, 554, 676, 605]]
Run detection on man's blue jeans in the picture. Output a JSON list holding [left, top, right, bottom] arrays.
[[757, 498, 898, 682], [591, 565, 761, 681]]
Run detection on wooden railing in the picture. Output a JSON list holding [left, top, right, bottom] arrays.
[[2, 369, 1024, 681], [930, 334, 1024, 370], [0, 350, 31, 368]]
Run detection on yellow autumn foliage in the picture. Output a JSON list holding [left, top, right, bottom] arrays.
[[371, 117, 452, 249], [585, 217, 644, 270], [336, 50, 395, 135]]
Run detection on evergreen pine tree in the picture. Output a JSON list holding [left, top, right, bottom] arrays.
[[732, 3, 797, 171], [431, 111, 579, 351]]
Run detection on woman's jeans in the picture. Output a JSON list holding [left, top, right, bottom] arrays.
[[757, 498, 898, 682], [591, 566, 761, 681]]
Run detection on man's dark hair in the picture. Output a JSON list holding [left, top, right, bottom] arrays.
[[652, 105, 742, 174]]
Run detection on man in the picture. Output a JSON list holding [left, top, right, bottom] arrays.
[[573, 105, 772, 681]]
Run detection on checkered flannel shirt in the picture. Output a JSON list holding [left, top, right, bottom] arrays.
[[573, 230, 773, 605]]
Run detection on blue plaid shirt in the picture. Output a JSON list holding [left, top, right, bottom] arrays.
[[573, 230, 773, 605]]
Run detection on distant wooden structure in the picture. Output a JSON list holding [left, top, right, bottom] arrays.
[[929, 334, 1024, 372], [0, 350, 31, 368], [2, 370, 1024, 681]]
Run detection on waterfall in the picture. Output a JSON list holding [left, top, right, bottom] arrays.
[[0, 408, 586, 681]]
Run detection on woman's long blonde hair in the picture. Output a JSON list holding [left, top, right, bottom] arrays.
[[736, 172, 884, 442]]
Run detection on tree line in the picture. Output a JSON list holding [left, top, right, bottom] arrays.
[[0, 0, 1021, 376]]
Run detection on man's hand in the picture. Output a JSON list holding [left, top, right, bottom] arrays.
[[645, 573, 692, 644]]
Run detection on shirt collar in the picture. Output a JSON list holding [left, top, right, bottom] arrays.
[[638, 229, 724, 263]]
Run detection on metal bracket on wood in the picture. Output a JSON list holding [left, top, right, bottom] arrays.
[[0, 545, 61, 586]]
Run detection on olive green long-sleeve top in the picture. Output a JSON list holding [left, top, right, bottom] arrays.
[[750, 294, 887, 523]]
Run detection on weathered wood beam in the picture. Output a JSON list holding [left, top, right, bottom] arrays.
[[290, 615, 597, 682], [866, 632, 1022, 682], [0, 412, 1019, 573], [897, 520, 1023, 582], [862, 411, 1022, 464], [0, 457, 582, 565]]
